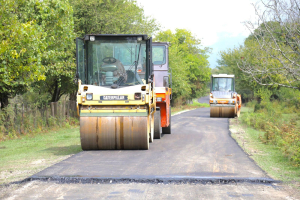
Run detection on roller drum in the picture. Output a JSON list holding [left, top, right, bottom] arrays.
[[154, 110, 162, 139], [80, 116, 149, 150], [210, 106, 235, 118]]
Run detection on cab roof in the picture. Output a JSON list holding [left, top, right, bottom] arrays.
[[84, 34, 148, 40], [212, 74, 235, 78], [152, 42, 169, 46]]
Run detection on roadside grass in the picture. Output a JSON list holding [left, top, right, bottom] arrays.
[[171, 98, 209, 115], [230, 107, 300, 185], [0, 126, 81, 184]]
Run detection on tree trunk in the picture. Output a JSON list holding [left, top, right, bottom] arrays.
[[51, 80, 61, 102], [69, 90, 77, 101], [0, 93, 9, 109]]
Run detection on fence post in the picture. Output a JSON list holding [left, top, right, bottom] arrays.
[[34, 105, 36, 129], [58, 102, 61, 126], [63, 101, 66, 121], [21, 103, 24, 134], [45, 104, 49, 127], [67, 101, 69, 119], [14, 104, 17, 132]]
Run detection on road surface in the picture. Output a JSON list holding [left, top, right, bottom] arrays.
[[31, 108, 267, 181], [1, 97, 296, 199]]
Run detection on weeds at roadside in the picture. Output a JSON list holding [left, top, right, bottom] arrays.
[[240, 100, 300, 166], [230, 116, 300, 186]]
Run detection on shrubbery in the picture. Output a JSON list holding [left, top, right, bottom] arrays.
[[241, 89, 300, 165]]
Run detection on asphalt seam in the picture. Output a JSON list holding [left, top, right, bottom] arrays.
[[9, 176, 280, 186]]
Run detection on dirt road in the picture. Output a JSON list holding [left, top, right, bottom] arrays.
[[1, 98, 296, 199]]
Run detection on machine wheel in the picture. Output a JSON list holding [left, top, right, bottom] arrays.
[[80, 116, 149, 150], [154, 110, 162, 139], [210, 106, 235, 118], [210, 106, 218, 118], [149, 114, 154, 143], [162, 106, 171, 134]]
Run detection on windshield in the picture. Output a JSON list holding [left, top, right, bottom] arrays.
[[152, 46, 166, 65], [82, 38, 146, 86], [212, 77, 234, 92]]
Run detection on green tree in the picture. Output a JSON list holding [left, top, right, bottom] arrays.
[[217, 45, 259, 101], [21, 0, 76, 102], [217, 35, 289, 102], [71, 0, 160, 37], [0, 0, 76, 107], [0, 0, 46, 108], [239, 0, 300, 90], [155, 29, 211, 105]]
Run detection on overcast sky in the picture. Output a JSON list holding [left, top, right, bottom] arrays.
[[136, 0, 257, 68]]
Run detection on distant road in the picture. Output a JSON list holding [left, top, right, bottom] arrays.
[[198, 95, 209, 104]]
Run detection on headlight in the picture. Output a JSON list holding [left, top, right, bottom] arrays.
[[134, 93, 141, 100], [90, 36, 95, 41], [156, 97, 162, 102], [86, 93, 93, 100]]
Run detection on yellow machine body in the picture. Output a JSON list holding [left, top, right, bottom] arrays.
[[76, 34, 155, 150], [77, 81, 155, 150]]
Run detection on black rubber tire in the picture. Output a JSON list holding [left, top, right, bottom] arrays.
[[154, 110, 162, 139], [162, 106, 171, 134]]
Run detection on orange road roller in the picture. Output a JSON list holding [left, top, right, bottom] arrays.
[[209, 74, 241, 118], [76, 34, 156, 150], [152, 42, 172, 139]]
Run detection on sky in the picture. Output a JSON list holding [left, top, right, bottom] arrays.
[[135, 0, 257, 68]]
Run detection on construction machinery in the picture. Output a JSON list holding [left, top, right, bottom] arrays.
[[76, 34, 155, 150], [152, 42, 172, 139], [209, 74, 241, 118]]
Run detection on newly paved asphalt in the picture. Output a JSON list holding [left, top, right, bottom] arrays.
[[5, 97, 294, 200], [32, 99, 268, 181]]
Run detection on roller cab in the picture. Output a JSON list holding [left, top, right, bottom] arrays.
[[76, 35, 155, 150], [152, 42, 172, 139], [210, 74, 242, 118]]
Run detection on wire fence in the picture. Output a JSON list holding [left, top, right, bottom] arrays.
[[0, 101, 78, 137]]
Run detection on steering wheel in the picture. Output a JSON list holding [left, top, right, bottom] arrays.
[[102, 57, 117, 64]]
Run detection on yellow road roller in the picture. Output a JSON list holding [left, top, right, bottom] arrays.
[[76, 34, 155, 150], [209, 74, 242, 118]]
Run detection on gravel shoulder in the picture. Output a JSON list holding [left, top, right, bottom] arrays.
[[0, 180, 296, 200]]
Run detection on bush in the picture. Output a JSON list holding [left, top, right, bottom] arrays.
[[241, 99, 300, 165]]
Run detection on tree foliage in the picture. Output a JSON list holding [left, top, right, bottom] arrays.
[[155, 29, 211, 105], [238, 0, 300, 90], [1, 0, 212, 110], [22, 0, 76, 102], [71, 0, 160, 37], [0, 0, 46, 108], [0, 0, 76, 107], [217, 45, 264, 101]]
